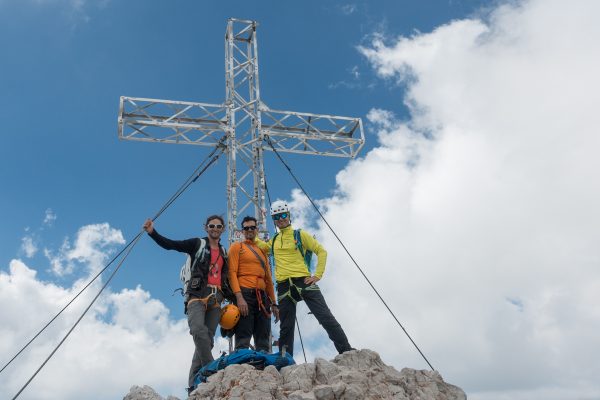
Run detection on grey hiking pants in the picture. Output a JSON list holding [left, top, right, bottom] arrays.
[[186, 298, 221, 387]]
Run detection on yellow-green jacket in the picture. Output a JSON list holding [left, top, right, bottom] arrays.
[[256, 225, 327, 282]]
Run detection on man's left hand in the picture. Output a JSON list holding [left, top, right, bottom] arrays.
[[304, 276, 320, 285]]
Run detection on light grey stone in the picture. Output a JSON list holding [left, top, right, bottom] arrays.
[[288, 390, 316, 400], [314, 358, 340, 385], [281, 362, 316, 391], [336, 369, 367, 386], [313, 385, 335, 400], [124, 348, 466, 400], [123, 385, 178, 400], [340, 383, 364, 400]]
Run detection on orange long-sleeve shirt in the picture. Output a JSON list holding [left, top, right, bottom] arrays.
[[228, 240, 276, 302]]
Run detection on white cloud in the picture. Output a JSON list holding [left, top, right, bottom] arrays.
[[43, 208, 57, 226], [340, 4, 357, 15], [20, 236, 38, 258], [328, 65, 367, 90], [44, 223, 125, 276], [283, 0, 600, 398], [0, 223, 205, 400]]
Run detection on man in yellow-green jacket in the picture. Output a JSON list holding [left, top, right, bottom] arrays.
[[257, 200, 354, 357]]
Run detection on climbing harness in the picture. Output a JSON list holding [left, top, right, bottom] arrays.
[[276, 277, 320, 305], [187, 285, 222, 310]]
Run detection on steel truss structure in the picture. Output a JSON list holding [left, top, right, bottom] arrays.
[[118, 18, 365, 243]]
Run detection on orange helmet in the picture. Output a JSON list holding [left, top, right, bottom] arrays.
[[220, 304, 240, 329]]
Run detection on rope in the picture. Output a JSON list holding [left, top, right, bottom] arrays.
[[264, 174, 308, 364], [265, 137, 436, 371], [294, 316, 308, 363], [7, 142, 226, 399]]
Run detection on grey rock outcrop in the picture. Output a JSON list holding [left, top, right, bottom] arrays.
[[191, 349, 465, 400], [124, 385, 180, 400], [123, 349, 466, 400]]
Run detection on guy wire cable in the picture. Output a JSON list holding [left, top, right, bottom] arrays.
[[10, 232, 143, 400], [265, 137, 436, 371], [264, 175, 308, 364], [0, 139, 226, 377], [7, 143, 226, 398]]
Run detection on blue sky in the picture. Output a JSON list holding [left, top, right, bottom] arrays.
[[3, 1, 600, 399], [0, 0, 487, 319]]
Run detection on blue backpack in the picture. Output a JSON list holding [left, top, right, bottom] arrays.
[[193, 349, 295, 387]]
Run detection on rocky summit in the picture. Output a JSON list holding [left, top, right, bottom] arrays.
[[123, 349, 466, 400]]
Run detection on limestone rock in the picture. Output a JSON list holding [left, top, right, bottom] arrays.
[[125, 349, 466, 400], [123, 385, 180, 400]]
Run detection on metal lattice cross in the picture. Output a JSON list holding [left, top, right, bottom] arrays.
[[118, 18, 364, 243]]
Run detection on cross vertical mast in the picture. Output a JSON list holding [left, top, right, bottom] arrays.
[[225, 19, 267, 239]]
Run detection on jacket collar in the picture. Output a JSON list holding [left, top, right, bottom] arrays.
[[279, 224, 293, 233]]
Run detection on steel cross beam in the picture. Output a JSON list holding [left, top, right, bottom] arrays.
[[118, 18, 365, 243]]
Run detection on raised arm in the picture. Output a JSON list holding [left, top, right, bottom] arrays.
[[143, 218, 198, 255]]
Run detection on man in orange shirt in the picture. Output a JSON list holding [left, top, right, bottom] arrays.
[[228, 216, 279, 351]]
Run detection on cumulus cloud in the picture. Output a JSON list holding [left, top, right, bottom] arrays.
[[0, 224, 200, 400], [284, 0, 600, 399], [44, 223, 125, 276]]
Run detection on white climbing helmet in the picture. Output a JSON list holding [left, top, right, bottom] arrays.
[[270, 200, 290, 216]]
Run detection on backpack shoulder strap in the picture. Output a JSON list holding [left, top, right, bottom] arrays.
[[180, 238, 207, 289], [294, 229, 313, 270], [196, 238, 206, 259], [218, 242, 228, 261], [293, 229, 305, 257], [242, 242, 268, 274], [270, 232, 280, 256]]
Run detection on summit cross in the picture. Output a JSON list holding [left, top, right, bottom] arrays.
[[118, 18, 364, 243]]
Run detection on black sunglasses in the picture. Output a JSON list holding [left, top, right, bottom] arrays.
[[242, 226, 257, 231], [272, 212, 288, 221], [207, 223, 223, 229]]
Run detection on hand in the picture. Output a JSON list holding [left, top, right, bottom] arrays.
[[236, 296, 249, 317], [272, 305, 280, 323], [304, 276, 320, 285], [143, 219, 154, 234]]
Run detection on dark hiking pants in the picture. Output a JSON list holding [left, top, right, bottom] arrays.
[[276, 277, 352, 356], [234, 287, 271, 352]]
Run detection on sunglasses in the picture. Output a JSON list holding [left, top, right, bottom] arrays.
[[272, 213, 288, 221], [207, 224, 224, 229], [242, 226, 257, 231]]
